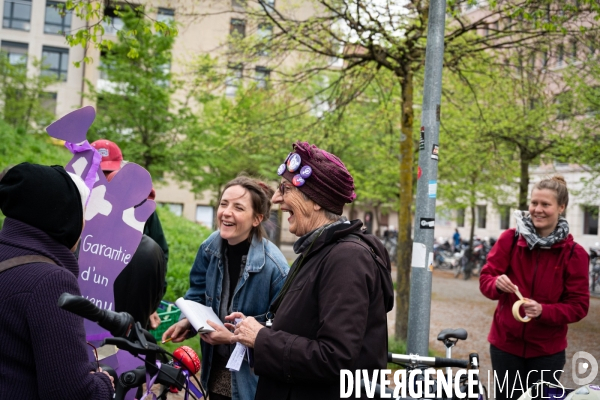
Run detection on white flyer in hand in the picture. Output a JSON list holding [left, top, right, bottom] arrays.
[[175, 297, 225, 334], [226, 343, 247, 372]]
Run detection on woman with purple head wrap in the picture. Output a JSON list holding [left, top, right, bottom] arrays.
[[229, 141, 394, 400]]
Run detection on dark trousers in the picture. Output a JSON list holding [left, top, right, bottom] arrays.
[[490, 345, 566, 400]]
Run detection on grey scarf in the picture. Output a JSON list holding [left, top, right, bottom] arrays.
[[293, 216, 349, 254], [514, 210, 569, 250]]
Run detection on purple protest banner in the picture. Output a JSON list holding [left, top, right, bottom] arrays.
[[46, 107, 156, 340], [78, 163, 155, 339]]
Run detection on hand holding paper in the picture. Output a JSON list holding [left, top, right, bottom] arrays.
[[201, 320, 234, 345], [175, 298, 225, 334]]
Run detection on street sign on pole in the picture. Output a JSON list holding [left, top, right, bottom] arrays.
[[407, 0, 448, 357]]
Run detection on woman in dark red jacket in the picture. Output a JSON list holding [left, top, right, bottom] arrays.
[[480, 175, 589, 400]]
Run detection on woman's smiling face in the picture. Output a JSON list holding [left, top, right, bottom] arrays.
[[217, 185, 261, 245], [529, 188, 565, 238]]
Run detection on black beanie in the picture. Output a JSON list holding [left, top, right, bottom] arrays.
[[0, 163, 83, 249]]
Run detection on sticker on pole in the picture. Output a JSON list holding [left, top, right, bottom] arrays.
[[428, 180, 437, 198], [417, 166, 422, 180], [419, 126, 425, 151], [420, 217, 435, 229], [411, 242, 426, 268], [431, 144, 439, 161]]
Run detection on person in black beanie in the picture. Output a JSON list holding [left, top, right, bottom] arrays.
[[230, 142, 394, 400], [0, 163, 114, 400]]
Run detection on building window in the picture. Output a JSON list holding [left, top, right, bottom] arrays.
[[102, 5, 125, 35], [195, 205, 214, 229], [160, 202, 183, 217], [583, 206, 599, 235], [3, 0, 31, 30], [262, 0, 275, 8], [42, 46, 69, 81], [499, 206, 510, 230], [456, 208, 465, 228], [257, 23, 273, 56], [477, 205, 487, 229], [40, 92, 57, 115], [255, 66, 270, 88], [570, 40, 577, 61], [465, 0, 478, 11], [542, 49, 549, 67], [157, 7, 174, 23], [225, 64, 243, 97], [556, 44, 564, 67], [588, 36, 596, 58], [230, 18, 246, 38], [232, 0, 246, 7], [44, 1, 72, 35], [1, 41, 28, 66]]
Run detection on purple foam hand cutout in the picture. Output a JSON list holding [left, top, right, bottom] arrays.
[[79, 163, 156, 339], [46, 106, 95, 144], [45, 107, 156, 341]]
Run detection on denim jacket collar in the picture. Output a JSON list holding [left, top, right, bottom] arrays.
[[203, 232, 266, 273]]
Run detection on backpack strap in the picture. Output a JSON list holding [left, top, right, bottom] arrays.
[[338, 234, 387, 270], [0, 255, 57, 274]]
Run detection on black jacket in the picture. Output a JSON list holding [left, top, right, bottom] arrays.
[[253, 219, 394, 400]]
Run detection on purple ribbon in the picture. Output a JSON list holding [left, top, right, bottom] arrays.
[[139, 360, 161, 400], [182, 370, 203, 399], [64, 140, 102, 204]]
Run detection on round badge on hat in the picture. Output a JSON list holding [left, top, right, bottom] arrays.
[[287, 153, 301, 172], [277, 164, 286, 176], [292, 174, 305, 187], [300, 165, 312, 179]]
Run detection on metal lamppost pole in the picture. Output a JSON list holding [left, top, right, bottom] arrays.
[[406, 0, 448, 356]]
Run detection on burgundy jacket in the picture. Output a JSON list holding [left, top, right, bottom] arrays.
[[0, 218, 114, 399], [480, 228, 589, 358], [253, 220, 394, 400]]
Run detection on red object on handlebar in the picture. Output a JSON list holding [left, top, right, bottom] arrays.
[[173, 346, 201, 374]]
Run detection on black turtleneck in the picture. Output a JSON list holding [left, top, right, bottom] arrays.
[[224, 239, 250, 307]]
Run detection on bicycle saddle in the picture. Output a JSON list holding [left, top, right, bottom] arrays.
[[437, 328, 468, 341]]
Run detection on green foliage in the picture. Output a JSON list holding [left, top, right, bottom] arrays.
[[155, 205, 210, 358], [86, 7, 192, 179], [0, 53, 56, 133], [0, 119, 71, 167], [0, 119, 71, 228], [156, 205, 212, 302], [63, 1, 177, 61], [174, 75, 311, 195]]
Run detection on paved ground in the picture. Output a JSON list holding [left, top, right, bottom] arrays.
[[163, 250, 600, 398], [387, 268, 600, 394]]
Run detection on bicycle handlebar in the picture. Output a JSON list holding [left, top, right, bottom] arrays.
[[58, 293, 135, 338], [388, 352, 469, 369]]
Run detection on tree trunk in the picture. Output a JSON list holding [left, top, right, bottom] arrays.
[[469, 205, 476, 248], [395, 70, 414, 342], [373, 204, 381, 236], [519, 153, 530, 210]]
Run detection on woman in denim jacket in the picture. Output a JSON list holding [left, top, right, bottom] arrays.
[[163, 176, 289, 400]]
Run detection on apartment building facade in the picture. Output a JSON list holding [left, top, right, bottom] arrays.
[[0, 0, 322, 243]]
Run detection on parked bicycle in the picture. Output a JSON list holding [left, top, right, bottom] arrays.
[[455, 237, 496, 280], [433, 239, 458, 270], [382, 230, 398, 264], [589, 243, 600, 293], [591, 262, 600, 293], [361, 328, 487, 400], [57, 293, 205, 400]]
